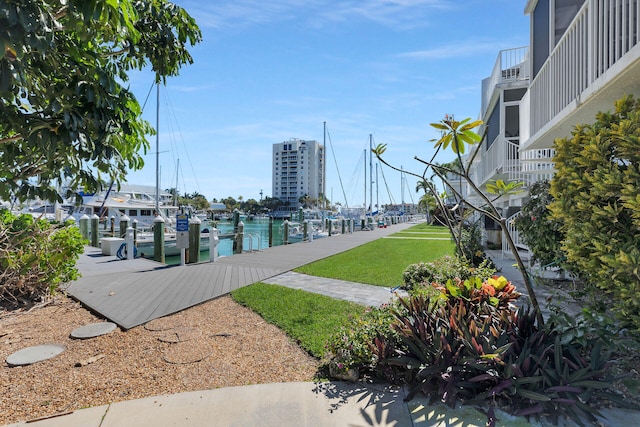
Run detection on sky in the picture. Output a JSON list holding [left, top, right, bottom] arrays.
[[125, 0, 530, 208]]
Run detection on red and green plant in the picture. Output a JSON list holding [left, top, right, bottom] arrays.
[[370, 275, 627, 426]]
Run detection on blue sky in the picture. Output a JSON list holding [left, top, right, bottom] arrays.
[[125, 0, 529, 207]]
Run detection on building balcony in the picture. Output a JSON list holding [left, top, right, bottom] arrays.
[[482, 47, 530, 115], [470, 137, 525, 188], [520, 148, 556, 183], [523, 0, 640, 151]]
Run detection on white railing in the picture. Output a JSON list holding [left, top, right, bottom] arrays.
[[473, 138, 524, 186], [503, 211, 529, 259], [482, 47, 530, 114], [520, 148, 555, 185], [529, 0, 640, 136]]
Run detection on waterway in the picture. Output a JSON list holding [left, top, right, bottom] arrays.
[[164, 218, 291, 265]]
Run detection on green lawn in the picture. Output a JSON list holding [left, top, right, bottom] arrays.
[[294, 224, 455, 287], [231, 283, 365, 358], [230, 223, 455, 359]]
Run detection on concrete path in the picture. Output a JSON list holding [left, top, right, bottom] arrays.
[[263, 271, 407, 307]]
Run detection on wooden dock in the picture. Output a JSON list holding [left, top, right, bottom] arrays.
[[66, 221, 417, 329]]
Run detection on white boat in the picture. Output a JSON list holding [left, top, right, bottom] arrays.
[[70, 185, 179, 230]]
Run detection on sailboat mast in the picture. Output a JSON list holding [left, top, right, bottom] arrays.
[[369, 134, 373, 215], [323, 121, 327, 212], [401, 166, 405, 215], [155, 82, 160, 216], [363, 149, 366, 213]]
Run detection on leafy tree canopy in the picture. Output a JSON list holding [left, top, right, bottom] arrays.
[[0, 0, 201, 203]]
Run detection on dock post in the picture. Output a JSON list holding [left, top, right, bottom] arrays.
[[126, 226, 135, 260], [233, 209, 240, 233], [268, 217, 274, 247], [283, 220, 289, 245], [341, 219, 346, 234], [209, 228, 219, 262], [328, 220, 332, 237], [153, 215, 165, 264], [188, 216, 201, 264], [79, 214, 89, 241], [303, 221, 309, 242], [110, 216, 116, 236], [132, 220, 138, 245], [298, 207, 304, 223], [234, 221, 244, 254], [119, 214, 130, 238], [90, 214, 100, 247]]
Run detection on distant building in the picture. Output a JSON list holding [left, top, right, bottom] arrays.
[[272, 138, 325, 210]]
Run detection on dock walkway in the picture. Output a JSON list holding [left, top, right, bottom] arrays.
[[67, 221, 418, 329]]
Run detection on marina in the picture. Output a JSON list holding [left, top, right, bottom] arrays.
[[66, 219, 418, 329]]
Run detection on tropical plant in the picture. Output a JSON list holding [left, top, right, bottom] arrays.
[[402, 255, 496, 291], [550, 95, 640, 331], [325, 303, 399, 377], [372, 277, 627, 426], [514, 180, 565, 268], [373, 116, 543, 326], [0, 210, 85, 305], [0, 1, 202, 203]]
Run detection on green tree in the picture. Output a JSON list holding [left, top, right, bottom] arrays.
[[550, 95, 640, 330], [374, 116, 543, 326], [0, 1, 201, 203]]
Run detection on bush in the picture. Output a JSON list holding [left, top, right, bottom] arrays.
[[325, 303, 399, 377], [514, 180, 565, 267], [550, 95, 640, 331], [0, 210, 85, 306], [401, 255, 496, 291], [371, 275, 625, 426]]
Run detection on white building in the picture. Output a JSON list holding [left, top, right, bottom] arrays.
[[272, 138, 325, 210], [468, 0, 640, 254]]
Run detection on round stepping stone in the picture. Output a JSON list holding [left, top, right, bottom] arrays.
[[162, 338, 213, 364], [157, 327, 201, 343], [144, 317, 180, 332], [70, 322, 117, 339], [6, 344, 66, 366]]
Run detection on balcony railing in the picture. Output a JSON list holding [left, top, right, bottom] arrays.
[[529, 0, 640, 137], [482, 47, 530, 114], [520, 148, 556, 182], [472, 137, 525, 186]]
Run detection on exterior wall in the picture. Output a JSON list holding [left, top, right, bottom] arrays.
[[272, 139, 324, 209], [523, 0, 640, 152]]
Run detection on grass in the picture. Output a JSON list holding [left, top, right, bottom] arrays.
[[293, 224, 455, 287], [231, 222, 455, 360], [231, 282, 365, 358]]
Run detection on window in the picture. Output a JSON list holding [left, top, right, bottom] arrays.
[[141, 209, 152, 216], [129, 209, 138, 216]]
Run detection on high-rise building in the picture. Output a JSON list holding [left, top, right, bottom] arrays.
[[272, 138, 325, 210]]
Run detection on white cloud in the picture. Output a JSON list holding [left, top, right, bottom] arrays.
[[181, 0, 451, 30], [398, 40, 510, 60]]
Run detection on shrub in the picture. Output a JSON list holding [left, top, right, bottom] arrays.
[[371, 275, 625, 426], [325, 302, 400, 377], [401, 255, 496, 291], [514, 180, 565, 268], [550, 95, 640, 331], [0, 210, 85, 306]]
